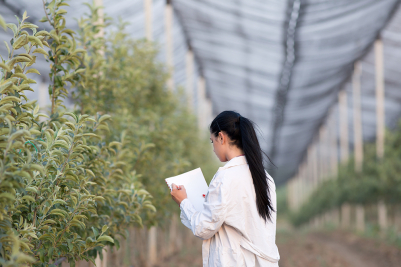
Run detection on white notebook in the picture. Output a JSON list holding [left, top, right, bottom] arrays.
[[165, 168, 209, 211]]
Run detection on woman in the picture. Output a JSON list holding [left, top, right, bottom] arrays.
[[171, 111, 280, 266]]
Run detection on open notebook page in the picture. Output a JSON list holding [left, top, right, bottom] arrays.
[[165, 168, 209, 211]]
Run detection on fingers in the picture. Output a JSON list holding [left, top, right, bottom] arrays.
[[171, 183, 181, 191], [171, 183, 179, 191]]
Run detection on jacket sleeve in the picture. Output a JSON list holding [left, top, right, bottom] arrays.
[[179, 171, 228, 240]]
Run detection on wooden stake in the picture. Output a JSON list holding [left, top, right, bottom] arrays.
[[197, 76, 206, 130], [330, 110, 338, 178], [352, 62, 365, 233], [356, 204, 365, 232], [375, 38, 387, 231], [148, 227, 157, 266], [341, 203, 351, 229], [94, 0, 104, 39], [375, 39, 385, 159], [353, 62, 363, 172], [144, 0, 153, 41], [165, 2, 174, 91], [39, 78, 47, 111], [339, 90, 349, 164], [311, 145, 318, 189], [186, 50, 194, 109], [378, 200, 387, 230]]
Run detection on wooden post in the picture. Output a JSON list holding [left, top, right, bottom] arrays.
[[292, 176, 297, 211], [287, 179, 292, 211], [93, 2, 107, 266], [353, 62, 363, 172], [341, 203, 351, 229], [378, 200, 387, 230], [375, 38, 387, 231], [375, 39, 385, 159], [311, 145, 318, 190], [356, 205, 365, 232], [319, 126, 327, 180], [330, 110, 338, 178], [165, 1, 174, 91], [294, 172, 300, 210], [206, 98, 213, 128], [148, 227, 157, 266], [39, 78, 47, 111], [302, 162, 306, 206], [294, 176, 301, 210], [186, 50, 194, 109], [197, 76, 206, 130], [339, 90, 349, 164], [144, 0, 153, 41], [94, 0, 104, 39], [352, 62, 365, 232]]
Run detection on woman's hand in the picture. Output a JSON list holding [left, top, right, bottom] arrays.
[[170, 183, 187, 206]]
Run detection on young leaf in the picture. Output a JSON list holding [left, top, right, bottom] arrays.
[[0, 15, 6, 30], [97, 235, 114, 243]]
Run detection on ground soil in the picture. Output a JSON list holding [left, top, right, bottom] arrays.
[[277, 230, 401, 267], [162, 230, 401, 267]]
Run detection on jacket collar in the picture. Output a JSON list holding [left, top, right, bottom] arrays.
[[219, 155, 247, 171]]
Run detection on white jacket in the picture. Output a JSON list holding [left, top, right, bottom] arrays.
[[180, 156, 280, 267]]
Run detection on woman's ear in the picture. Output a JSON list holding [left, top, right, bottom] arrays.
[[219, 132, 224, 144]]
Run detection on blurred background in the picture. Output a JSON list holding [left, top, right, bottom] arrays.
[[1, 0, 401, 266]]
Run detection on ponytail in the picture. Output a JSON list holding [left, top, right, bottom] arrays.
[[210, 111, 275, 222]]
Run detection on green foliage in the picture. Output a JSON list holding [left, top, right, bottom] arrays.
[[74, 3, 220, 227], [0, 1, 219, 266], [0, 2, 154, 266], [291, 122, 401, 226]]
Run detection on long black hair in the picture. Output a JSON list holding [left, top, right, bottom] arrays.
[[210, 111, 275, 222]]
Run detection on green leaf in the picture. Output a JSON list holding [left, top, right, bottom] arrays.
[[144, 204, 157, 212], [26, 68, 41, 75], [39, 250, 44, 262], [6, 23, 17, 35], [0, 15, 6, 30], [0, 96, 22, 105], [101, 225, 108, 233], [3, 41, 10, 55], [39, 16, 48, 23], [21, 23, 39, 30], [97, 235, 114, 243], [25, 186, 38, 193], [52, 199, 67, 206], [12, 35, 28, 49], [28, 36, 44, 48], [92, 227, 99, 237], [0, 192, 15, 201], [32, 48, 48, 56], [56, 9, 68, 15], [42, 219, 57, 225], [22, 195, 35, 203], [0, 62, 11, 72]]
